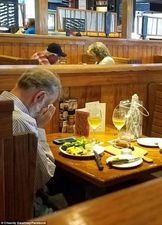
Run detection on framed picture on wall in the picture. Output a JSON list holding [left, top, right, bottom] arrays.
[[0, 0, 18, 31], [48, 10, 57, 31]]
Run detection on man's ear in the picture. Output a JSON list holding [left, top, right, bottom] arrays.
[[33, 91, 46, 104]]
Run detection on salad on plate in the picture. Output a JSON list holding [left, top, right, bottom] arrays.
[[60, 137, 104, 157]]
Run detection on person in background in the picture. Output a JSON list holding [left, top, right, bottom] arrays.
[[31, 43, 67, 65], [24, 18, 35, 34], [87, 42, 115, 65], [0, 68, 62, 215], [75, 32, 82, 36]]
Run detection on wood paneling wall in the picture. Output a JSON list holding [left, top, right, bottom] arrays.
[[1, 34, 162, 64], [0, 64, 162, 134]]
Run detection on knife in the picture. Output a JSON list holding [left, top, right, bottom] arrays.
[[93, 150, 104, 171], [107, 157, 141, 167]]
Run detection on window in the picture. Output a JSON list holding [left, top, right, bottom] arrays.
[[48, 10, 57, 31], [0, 0, 18, 30]]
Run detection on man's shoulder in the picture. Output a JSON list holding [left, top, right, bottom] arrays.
[[32, 53, 49, 65], [13, 108, 33, 121], [32, 51, 44, 57], [100, 56, 115, 65], [12, 109, 38, 136], [31, 51, 49, 64], [25, 27, 35, 34]]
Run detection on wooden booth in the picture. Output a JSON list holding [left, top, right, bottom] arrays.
[[1, 34, 162, 64], [0, 63, 162, 134]]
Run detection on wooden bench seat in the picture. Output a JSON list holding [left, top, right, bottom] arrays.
[[82, 53, 141, 64], [113, 56, 142, 64], [0, 55, 39, 65]]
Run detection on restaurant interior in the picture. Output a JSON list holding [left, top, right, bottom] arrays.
[[1, 0, 162, 224]]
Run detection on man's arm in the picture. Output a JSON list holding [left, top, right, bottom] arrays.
[[13, 111, 56, 192], [35, 128, 56, 191]]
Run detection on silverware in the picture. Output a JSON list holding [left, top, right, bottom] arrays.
[[156, 142, 162, 154], [107, 157, 141, 167], [93, 150, 104, 171]]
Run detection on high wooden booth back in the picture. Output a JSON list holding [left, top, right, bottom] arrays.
[[146, 82, 162, 137], [153, 55, 162, 63], [0, 100, 37, 221], [0, 64, 162, 135], [1, 34, 162, 64]]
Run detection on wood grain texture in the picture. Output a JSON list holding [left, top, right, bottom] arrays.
[[82, 54, 141, 64], [1, 34, 162, 63], [0, 100, 37, 221], [30, 177, 162, 225], [0, 139, 5, 220], [0, 55, 39, 65], [0, 64, 162, 134], [13, 133, 37, 220], [153, 55, 162, 63], [146, 82, 162, 137], [0, 102, 14, 220], [46, 126, 162, 187], [0, 100, 13, 137]]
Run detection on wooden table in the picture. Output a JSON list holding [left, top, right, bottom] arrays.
[[47, 126, 162, 188], [30, 177, 162, 225]]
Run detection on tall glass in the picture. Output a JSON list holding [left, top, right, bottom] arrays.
[[112, 105, 127, 141], [88, 106, 102, 141]]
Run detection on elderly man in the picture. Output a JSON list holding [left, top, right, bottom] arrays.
[[0, 68, 61, 192], [32, 43, 67, 65]]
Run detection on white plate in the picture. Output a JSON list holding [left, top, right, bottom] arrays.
[[137, 137, 162, 147], [59, 145, 104, 158], [106, 154, 143, 169], [59, 146, 94, 158]]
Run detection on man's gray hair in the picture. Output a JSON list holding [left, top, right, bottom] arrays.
[[17, 68, 61, 96]]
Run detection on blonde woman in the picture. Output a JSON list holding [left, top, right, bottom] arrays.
[[87, 42, 115, 65]]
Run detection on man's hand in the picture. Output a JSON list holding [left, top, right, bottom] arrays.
[[36, 104, 56, 128]]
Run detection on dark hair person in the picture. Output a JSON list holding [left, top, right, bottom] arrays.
[[31, 43, 67, 64]]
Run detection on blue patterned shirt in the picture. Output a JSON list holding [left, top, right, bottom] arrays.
[[0, 91, 56, 192]]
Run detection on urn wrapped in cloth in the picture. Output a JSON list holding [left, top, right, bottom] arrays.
[[125, 94, 149, 140]]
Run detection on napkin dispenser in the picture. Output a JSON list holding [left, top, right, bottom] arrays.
[[86, 101, 106, 132], [75, 101, 106, 136], [75, 109, 90, 137]]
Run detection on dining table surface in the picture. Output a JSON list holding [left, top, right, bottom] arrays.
[[47, 126, 162, 188]]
